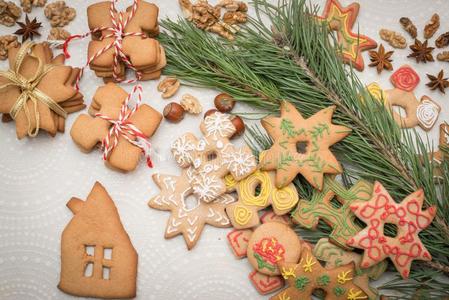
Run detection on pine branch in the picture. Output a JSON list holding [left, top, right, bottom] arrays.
[[158, 0, 449, 294]]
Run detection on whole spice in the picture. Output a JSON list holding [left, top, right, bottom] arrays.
[[0, 34, 18, 60], [14, 14, 41, 42], [0, 0, 22, 27], [424, 13, 440, 39], [44, 1, 75, 27], [230, 115, 244, 138], [379, 29, 406, 49], [214, 93, 235, 112], [368, 44, 394, 74], [437, 51, 449, 62], [204, 108, 218, 119], [163, 102, 185, 123], [157, 77, 180, 99], [408, 39, 434, 63], [399, 17, 417, 38], [20, 0, 46, 13], [180, 94, 202, 114], [426, 70, 449, 94], [435, 32, 449, 48]]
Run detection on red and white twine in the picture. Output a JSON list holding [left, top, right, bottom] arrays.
[[63, 0, 146, 88], [96, 84, 153, 168]]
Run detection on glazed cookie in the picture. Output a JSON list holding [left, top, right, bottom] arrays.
[[71, 83, 162, 172], [247, 222, 302, 276], [317, 0, 377, 71], [259, 101, 351, 190], [385, 65, 440, 130], [171, 111, 257, 203], [292, 176, 373, 249], [314, 238, 387, 300], [347, 181, 436, 278], [225, 170, 299, 229], [149, 168, 234, 250], [271, 244, 368, 300], [59, 182, 138, 299]]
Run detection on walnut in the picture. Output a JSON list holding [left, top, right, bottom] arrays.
[[20, 0, 46, 13], [437, 51, 449, 62], [157, 77, 180, 99], [424, 13, 439, 39], [180, 94, 202, 114], [436, 32, 449, 48], [0, 0, 22, 27], [379, 29, 407, 49], [191, 0, 220, 30], [0, 35, 18, 60], [399, 17, 417, 39], [44, 1, 75, 27], [47, 27, 70, 40], [223, 11, 246, 25], [217, 0, 247, 12]]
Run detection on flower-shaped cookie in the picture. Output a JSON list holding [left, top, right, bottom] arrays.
[[259, 101, 351, 190], [171, 111, 257, 202], [347, 181, 436, 278]]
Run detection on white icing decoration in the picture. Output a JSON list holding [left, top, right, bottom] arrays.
[[416, 98, 440, 130], [163, 176, 176, 191], [187, 227, 198, 242], [192, 173, 222, 203], [204, 112, 235, 140], [222, 145, 257, 178], [197, 139, 206, 151], [187, 216, 199, 226], [194, 158, 201, 168], [171, 135, 195, 166]]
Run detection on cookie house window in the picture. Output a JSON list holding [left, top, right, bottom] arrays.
[[82, 245, 113, 279], [103, 248, 112, 260], [102, 266, 111, 280], [296, 141, 308, 154], [84, 262, 93, 277]]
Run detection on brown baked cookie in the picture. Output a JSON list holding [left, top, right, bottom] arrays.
[[58, 182, 137, 299], [70, 82, 162, 172], [259, 101, 351, 190]]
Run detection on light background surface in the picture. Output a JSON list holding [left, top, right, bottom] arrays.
[[0, 0, 448, 299]]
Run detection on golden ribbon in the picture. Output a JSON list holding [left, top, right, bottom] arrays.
[[0, 41, 67, 137]]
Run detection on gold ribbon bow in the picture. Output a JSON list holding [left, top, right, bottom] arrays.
[[0, 41, 67, 137]]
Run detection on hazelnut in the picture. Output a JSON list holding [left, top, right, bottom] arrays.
[[163, 102, 185, 123], [204, 108, 219, 119], [230, 115, 245, 138], [214, 93, 235, 112]]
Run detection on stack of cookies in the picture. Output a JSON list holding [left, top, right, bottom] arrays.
[[86, 1, 166, 82], [0, 42, 84, 139]]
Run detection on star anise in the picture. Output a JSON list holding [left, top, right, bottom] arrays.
[[408, 39, 434, 63], [368, 44, 394, 74], [14, 15, 42, 43], [426, 70, 449, 94]]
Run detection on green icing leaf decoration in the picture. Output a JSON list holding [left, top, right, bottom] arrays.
[[317, 274, 331, 286], [254, 253, 276, 272], [295, 276, 310, 291], [277, 152, 294, 170], [309, 123, 330, 140], [280, 119, 297, 137], [333, 286, 346, 296]]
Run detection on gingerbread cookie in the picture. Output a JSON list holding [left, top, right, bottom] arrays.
[[271, 244, 367, 300], [59, 182, 137, 299], [314, 238, 387, 300], [0, 41, 84, 139], [71, 83, 161, 172], [385, 65, 440, 131], [292, 176, 373, 249], [259, 101, 351, 190], [347, 181, 436, 278], [317, 0, 377, 71], [171, 111, 257, 202], [225, 170, 299, 229], [247, 222, 301, 276], [430, 123, 449, 178], [149, 168, 234, 250], [227, 211, 292, 295]]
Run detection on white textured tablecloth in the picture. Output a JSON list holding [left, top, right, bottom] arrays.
[[0, 0, 448, 299]]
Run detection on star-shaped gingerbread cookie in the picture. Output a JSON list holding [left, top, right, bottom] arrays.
[[259, 101, 351, 190], [149, 168, 234, 250], [317, 0, 377, 71], [347, 181, 436, 278]]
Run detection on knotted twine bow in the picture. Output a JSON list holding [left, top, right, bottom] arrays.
[[63, 0, 146, 88], [0, 41, 67, 137], [96, 84, 153, 168]]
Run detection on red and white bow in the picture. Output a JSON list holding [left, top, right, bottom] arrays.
[[95, 84, 153, 168]]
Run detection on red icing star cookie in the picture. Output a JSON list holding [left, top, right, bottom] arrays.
[[317, 0, 377, 71], [347, 181, 436, 278]]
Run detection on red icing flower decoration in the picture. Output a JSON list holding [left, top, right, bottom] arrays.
[[347, 181, 436, 279], [390, 65, 420, 92], [253, 237, 286, 266]]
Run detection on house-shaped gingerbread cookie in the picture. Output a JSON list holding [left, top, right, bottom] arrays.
[[58, 182, 137, 299]]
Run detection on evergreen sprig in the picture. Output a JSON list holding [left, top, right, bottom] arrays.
[[159, 0, 449, 297]]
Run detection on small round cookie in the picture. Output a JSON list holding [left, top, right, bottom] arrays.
[[247, 222, 301, 276]]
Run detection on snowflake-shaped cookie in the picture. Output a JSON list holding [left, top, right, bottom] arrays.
[[347, 181, 436, 278], [149, 168, 234, 250], [171, 111, 257, 202], [260, 101, 351, 190]]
